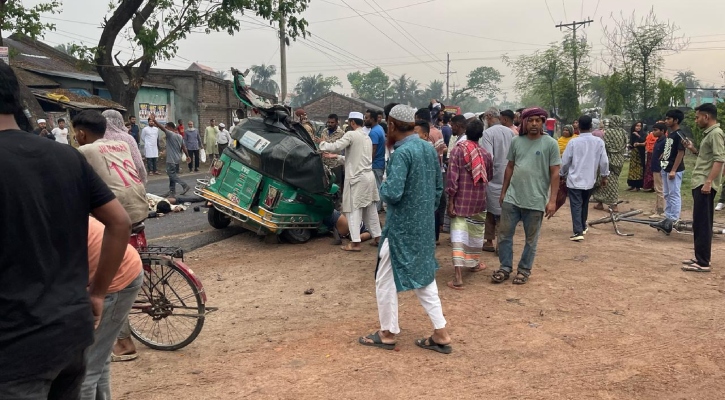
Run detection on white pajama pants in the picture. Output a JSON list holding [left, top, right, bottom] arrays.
[[345, 204, 382, 243], [376, 239, 447, 335]]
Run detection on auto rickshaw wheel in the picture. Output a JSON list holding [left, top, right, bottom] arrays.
[[281, 228, 312, 244], [208, 206, 232, 229]]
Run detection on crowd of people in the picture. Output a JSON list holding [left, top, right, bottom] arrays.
[[1, 53, 724, 399], [308, 97, 724, 355]]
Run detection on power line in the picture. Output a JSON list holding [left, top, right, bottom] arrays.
[[592, 0, 601, 18], [562, 0, 568, 21], [544, 0, 557, 24], [339, 0, 438, 74], [310, 0, 438, 23], [368, 0, 446, 69]]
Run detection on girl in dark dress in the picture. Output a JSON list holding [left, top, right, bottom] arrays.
[[626, 121, 646, 191]]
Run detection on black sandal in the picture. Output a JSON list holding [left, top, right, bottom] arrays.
[[512, 272, 529, 285], [358, 331, 396, 350], [415, 336, 452, 354], [491, 269, 510, 284]]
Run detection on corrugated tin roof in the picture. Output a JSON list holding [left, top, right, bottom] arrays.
[[299, 91, 383, 110], [23, 68, 176, 90], [4, 36, 82, 73]]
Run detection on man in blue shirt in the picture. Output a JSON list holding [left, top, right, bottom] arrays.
[[128, 115, 140, 144], [365, 109, 386, 213]]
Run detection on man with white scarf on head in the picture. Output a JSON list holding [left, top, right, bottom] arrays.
[[316, 111, 382, 252]]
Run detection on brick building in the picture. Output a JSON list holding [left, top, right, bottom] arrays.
[[299, 92, 382, 122]]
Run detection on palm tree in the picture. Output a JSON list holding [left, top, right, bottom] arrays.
[[293, 74, 342, 106], [423, 80, 445, 103], [673, 70, 699, 88], [250, 64, 280, 96], [215, 70, 229, 81]]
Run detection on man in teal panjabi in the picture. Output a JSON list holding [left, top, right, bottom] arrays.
[[492, 107, 561, 285], [358, 105, 452, 355]]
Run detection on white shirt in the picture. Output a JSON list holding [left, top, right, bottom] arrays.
[[217, 129, 231, 145], [141, 126, 159, 158], [52, 127, 69, 144]]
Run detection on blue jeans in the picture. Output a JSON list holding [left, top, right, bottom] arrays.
[[147, 157, 157, 173], [167, 163, 189, 193], [498, 201, 544, 276], [80, 272, 143, 400], [373, 168, 385, 212], [568, 188, 592, 235], [662, 170, 683, 221]]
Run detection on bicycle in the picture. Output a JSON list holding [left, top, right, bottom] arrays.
[[127, 223, 217, 350], [588, 201, 725, 237]]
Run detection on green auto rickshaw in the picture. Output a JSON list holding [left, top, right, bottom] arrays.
[[195, 68, 338, 244]]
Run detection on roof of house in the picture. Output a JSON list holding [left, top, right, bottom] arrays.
[[31, 88, 126, 111], [11, 66, 60, 87], [186, 62, 216, 75], [299, 91, 383, 111]]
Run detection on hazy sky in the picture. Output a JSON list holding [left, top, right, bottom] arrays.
[[28, 0, 725, 101]]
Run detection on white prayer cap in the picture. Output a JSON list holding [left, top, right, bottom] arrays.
[[348, 111, 364, 120], [389, 105, 416, 123], [592, 118, 600, 127], [219, 123, 225, 128], [463, 112, 475, 119], [233, 118, 240, 123], [37, 119, 46, 124]]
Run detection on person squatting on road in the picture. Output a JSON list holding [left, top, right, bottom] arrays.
[[358, 105, 452, 355]]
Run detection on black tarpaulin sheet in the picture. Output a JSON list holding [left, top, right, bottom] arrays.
[[228, 118, 329, 194]]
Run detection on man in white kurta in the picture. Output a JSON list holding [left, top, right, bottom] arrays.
[[141, 119, 160, 174], [318, 112, 382, 251]]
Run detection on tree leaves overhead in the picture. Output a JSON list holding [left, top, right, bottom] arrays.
[[75, 0, 310, 112], [0, 0, 61, 46], [292, 73, 341, 106], [450, 66, 502, 104]]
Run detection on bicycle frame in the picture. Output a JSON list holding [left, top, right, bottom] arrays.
[[588, 202, 725, 237]]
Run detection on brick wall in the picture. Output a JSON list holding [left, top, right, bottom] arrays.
[[303, 93, 372, 122]]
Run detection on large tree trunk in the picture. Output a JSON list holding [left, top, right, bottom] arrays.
[[94, 0, 146, 116]]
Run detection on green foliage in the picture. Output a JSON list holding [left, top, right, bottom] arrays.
[[0, 0, 61, 46], [292, 73, 341, 106], [604, 71, 624, 115], [683, 101, 725, 147], [505, 40, 582, 122], [53, 43, 74, 56], [423, 80, 444, 104], [346, 67, 393, 105], [250, 64, 279, 95], [450, 66, 502, 104], [76, 0, 310, 111], [390, 74, 421, 106], [655, 79, 685, 108], [602, 7, 688, 115]]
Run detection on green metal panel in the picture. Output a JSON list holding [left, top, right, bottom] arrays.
[[218, 160, 263, 209]]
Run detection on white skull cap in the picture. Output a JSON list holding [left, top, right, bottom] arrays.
[[348, 111, 364, 120], [389, 105, 416, 123]]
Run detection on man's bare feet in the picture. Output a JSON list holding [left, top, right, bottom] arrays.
[[341, 242, 362, 252], [447, 281, 465, 290], [113, 337, 137, 357]]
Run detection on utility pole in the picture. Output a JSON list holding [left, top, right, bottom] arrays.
[[556, 18, 593, 100], [279, 16, 287, 105], [440, 53, 456, 102]]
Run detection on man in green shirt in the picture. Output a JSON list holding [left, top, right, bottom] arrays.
[[492, 107, 561, 285], [682, 103, 725, 272]]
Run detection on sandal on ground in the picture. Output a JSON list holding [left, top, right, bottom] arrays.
[[482, 245, 496, 252], [447, 281, 465, 290], [369, 240, 380, 247], [682, 259, 698, 265], [415, 336, 452, 354], [340, 243, 361, 252], [358, 331, 396, 350], [111, 352, 138, 362], [468, 264, 486, 273], [681, 263, 711, 273], [491, 269, 510, 284], [512, 272, 529, 285]]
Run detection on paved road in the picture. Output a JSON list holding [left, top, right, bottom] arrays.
[[143, 170, 248, 252]]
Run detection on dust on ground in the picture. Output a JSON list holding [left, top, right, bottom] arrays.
[[112, 199, 725, 400]]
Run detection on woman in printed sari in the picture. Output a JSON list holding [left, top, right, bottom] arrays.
[[446, 119, 493, 290], [626, 121, 647, 191], [593, 116, 629, 212]]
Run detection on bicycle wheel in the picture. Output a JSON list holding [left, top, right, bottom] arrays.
[[588, 210, 642, 226], [129, 257, 205, 350]]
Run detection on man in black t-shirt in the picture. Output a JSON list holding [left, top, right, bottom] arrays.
[[0, 61, 133, 399], [659, 109, 686, 223]]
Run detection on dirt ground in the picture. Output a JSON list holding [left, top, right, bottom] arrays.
[[112, 198, 725, 400]]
